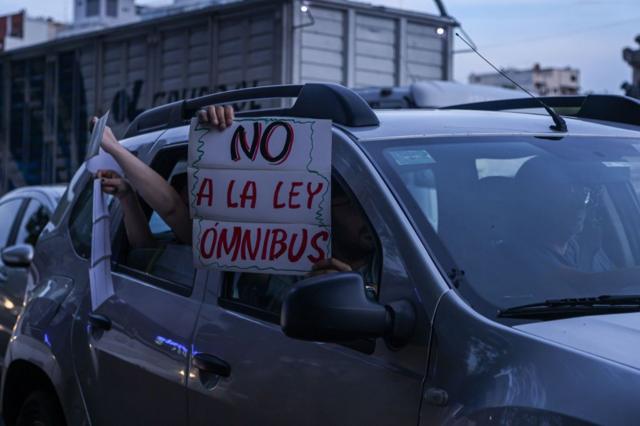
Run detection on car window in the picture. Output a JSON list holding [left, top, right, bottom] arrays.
[[117, 149, 196, 294], [51, 164, 86, 228], [0, 199, 24, 249], [367, 136, 640, 321], [68, 181, 94, 259], [219, 177, 382, 321], [16, 199, 51, 246]]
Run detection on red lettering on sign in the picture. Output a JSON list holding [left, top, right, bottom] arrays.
[[229, 121, 294, 164], [216, 227, 242, 260], [196, 178, 214, 207], [306, 182, 324, 209], [260, 121, 294, 165], [308, 230, 330, 263], [288, 182, 303, 209], [288, 229, 308, 262], [261, 229, 271, 260], [227, 180, 238, 208], [240, 227, 260, 260], [273, 181, 286, 209], [240, 181, 257, 208], [198, 224, 330, 267], [199, 226, 218, 259], [230, 122, 262, 161], [269, 229, 288, 260]]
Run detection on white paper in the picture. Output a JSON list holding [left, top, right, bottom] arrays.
[[188, 117, 332, 274], [188, 167, 330, 225], [86, 111, 110, 160], [86, 111, 118, 310], [87, 148, 123, 176], [89, 261, 115, 311], [188, 118, 331, 171], [89, 169, 115, 309], [193, 220, 330, 274]]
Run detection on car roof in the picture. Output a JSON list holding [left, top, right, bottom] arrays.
[[343, 109, 640, 141], [121, 108, 640, 151], [2, 185, 67, 206]]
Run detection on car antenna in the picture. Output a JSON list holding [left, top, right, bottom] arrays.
[[455, 32, 568, 133]]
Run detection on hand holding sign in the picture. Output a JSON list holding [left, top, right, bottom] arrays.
[[189, 116, 332, 275]]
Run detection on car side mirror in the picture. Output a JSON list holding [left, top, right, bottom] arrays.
[[281, 272, 416, 347], [1, 244, 34, 268]]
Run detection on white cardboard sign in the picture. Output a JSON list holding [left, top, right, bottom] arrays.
[[188, 117, 331, 274]]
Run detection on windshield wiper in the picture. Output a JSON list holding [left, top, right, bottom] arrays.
[[498, 295, 640, 320]]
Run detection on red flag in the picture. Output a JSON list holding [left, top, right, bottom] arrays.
[[0, 17, 7, 38], [10, 11, 24, 38]]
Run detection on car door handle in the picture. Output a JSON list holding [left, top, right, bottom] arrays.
[[192, 353, 231, 377], [88, 313, 112, 331]]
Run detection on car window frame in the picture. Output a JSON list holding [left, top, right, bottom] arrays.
[[67, 180, 95, 260], [216, 168, 384, 324], [15, 198, 52, 247], [111, 143, 196, 297], [0, 197, 29, 251]]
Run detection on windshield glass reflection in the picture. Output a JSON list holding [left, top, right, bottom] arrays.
[[368, 136, 640, 320]]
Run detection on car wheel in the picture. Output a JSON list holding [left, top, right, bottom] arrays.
[[16, 390, 65, 426]]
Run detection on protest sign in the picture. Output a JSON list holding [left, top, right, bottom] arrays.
[[188, 117, 331, 275], [87, 111, 116, 310]]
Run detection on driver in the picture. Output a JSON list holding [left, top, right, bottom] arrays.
[[511, 156, 612, 272]]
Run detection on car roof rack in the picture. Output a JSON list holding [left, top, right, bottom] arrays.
[[124, 83, 379, 138], [442, 94, 640, 128]]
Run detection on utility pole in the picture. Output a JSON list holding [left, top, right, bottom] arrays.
[[622, 35, 640, 99]]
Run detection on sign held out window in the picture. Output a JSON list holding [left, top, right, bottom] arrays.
[[188, 117, 332, 275]]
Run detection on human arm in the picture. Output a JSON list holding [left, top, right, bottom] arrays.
[[98, 169, 156, 249], [93, 105, 233, 245]]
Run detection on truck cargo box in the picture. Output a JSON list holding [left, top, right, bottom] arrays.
[[0, 0, 455, 192]]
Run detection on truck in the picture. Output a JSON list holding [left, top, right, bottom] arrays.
[[0, 0, 457, 194]]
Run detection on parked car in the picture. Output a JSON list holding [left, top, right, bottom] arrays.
[[0, 186, 64, 366], [4, 84, 640, 426], [354, 80, 523, 109]]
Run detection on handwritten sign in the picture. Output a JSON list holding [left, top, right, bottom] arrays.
[[188, 117, 331, 274]]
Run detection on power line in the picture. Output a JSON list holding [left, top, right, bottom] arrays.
[[455, 16, 640, 54]]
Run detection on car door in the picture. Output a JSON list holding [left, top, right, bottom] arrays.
[[187, 132, 440, 425], [0, 197, 28, 357], [0, 196, 54, 358], [70, 143, 206, 425]]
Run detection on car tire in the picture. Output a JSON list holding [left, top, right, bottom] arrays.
[[16, 390, 65, 426]]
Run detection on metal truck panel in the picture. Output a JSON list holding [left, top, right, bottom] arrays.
[[300, 7, 345, 84], [0, 0, 454, 193]]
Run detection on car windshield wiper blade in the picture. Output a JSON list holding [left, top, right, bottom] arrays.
[[498, 295, 640, 320]]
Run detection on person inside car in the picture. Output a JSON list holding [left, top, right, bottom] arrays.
[[96, 106, 377, 290], [510, 156, 612, 273], [93, 105, 234, 248]]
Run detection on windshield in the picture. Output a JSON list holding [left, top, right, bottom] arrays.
[[365, 135, 640, 321]]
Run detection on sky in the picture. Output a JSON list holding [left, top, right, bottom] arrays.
[[1, 0, 638, 94]]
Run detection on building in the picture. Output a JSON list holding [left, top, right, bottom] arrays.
[[0, 11, 64, 52], [0, 0, 457, 193], [67, 0, 137, 33], [623, 35, 640, 99], [469, 63, 580, 96]]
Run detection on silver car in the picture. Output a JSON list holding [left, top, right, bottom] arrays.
[[0, 186, 64, 367], [3, 84, 640, 426]]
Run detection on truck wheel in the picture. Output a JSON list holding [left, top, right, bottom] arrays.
[[16, 390, 65, 426]]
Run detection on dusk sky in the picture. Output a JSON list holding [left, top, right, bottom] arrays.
[[1, 0, 638, 93]]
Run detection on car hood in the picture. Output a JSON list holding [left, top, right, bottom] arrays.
[[515, 312, 640, 370]]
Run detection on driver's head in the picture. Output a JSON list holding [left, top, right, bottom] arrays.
[[331, 179, 376, 263], [514, 156, 590, 243]]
